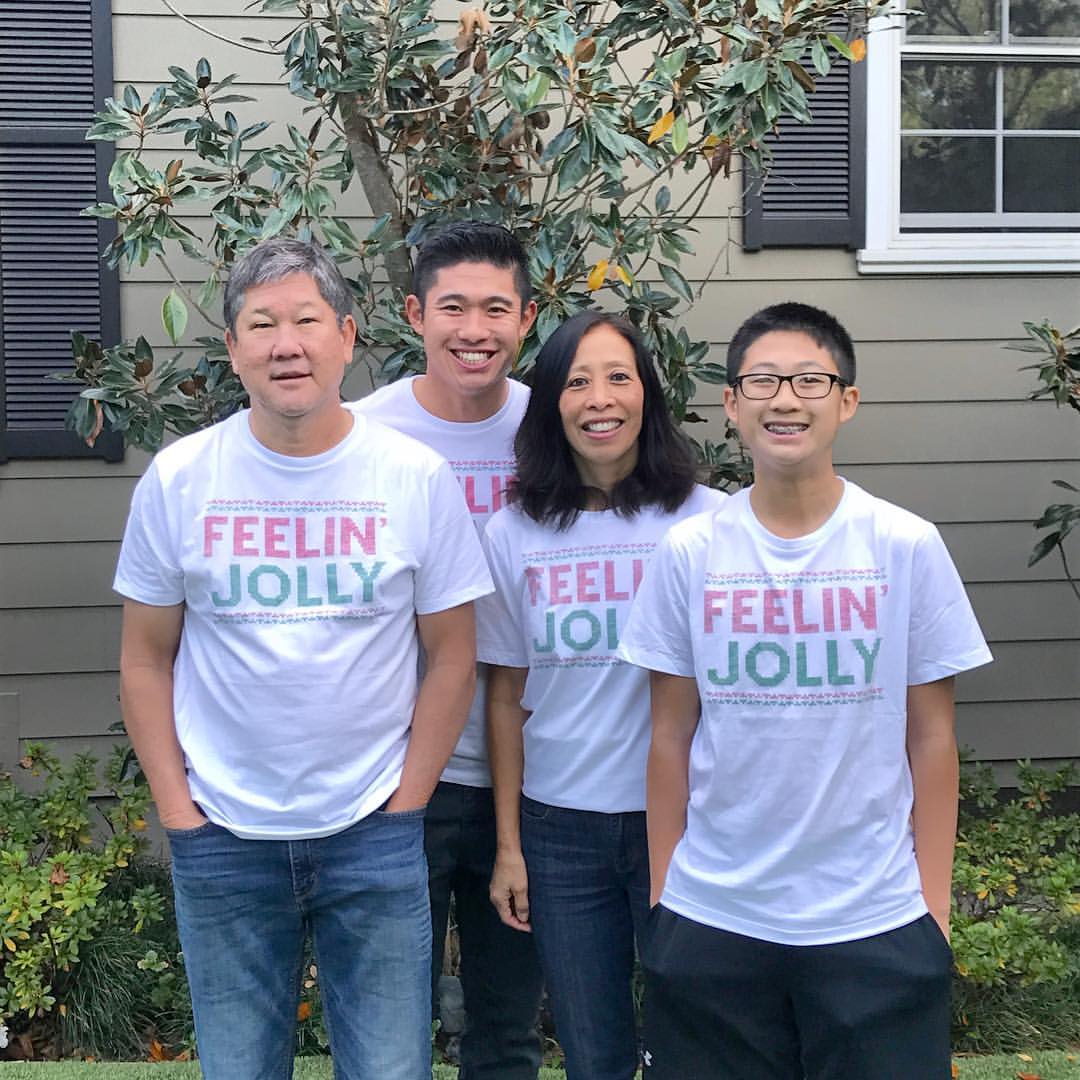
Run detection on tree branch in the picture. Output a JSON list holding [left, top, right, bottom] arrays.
[[155, 253, 225, 330], [159, 0, 283, 55], [337, 94, 413, 296]]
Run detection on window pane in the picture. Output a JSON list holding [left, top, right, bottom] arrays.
[[1009, 0, 1080, 43], [1005, 66, 1080, 129], [1003, 137, 1080, 210], [905, 0, 999, 41], [901, 137, 996, 212], [902, 62, 996, 129]]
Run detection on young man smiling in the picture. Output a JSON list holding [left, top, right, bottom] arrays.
[[620, 302, 992, 1080], [356, 222, 545, 1079], [115, 238, 492, 1079]]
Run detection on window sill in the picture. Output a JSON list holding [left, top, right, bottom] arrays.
[[857, 236, 1080, 275]]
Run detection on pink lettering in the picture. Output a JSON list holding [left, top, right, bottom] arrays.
[[604, 561, 629, 602], [839, 586, 877, 632], [340, 516, 377, 556], [296, 518, 320, 558], [264, 517, 290, 559], [731, 589, 757, 633], [324, 517, 335, 557], [632, 558, 644, 596], [704, 590, 726, 634], [203, 515, 227, 557], [525, 566, 543, 606], [822, 588, 835, 633], [762, 588, 789, 634], [462, 475, 489, 515], [792, 588, 819, 633], [549, 564, 573, 605], [233, 516, 259, 557], [576, 561, 601, 603], [491, 476, 514, 513]]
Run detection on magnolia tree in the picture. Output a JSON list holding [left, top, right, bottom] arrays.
[[1014, 320, 1080, 596], [62, 0, 889, 485]]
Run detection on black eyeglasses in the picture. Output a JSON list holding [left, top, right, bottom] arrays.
[[731, 372, 848, 400]]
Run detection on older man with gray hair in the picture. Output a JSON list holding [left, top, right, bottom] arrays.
[[114, 237, 492, 1078]]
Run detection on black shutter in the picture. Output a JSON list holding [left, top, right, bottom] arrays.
[[743, 54, 866, 251], [0, 0, 122, 462]]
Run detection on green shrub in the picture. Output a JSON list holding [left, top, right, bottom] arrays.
[[952, 759, 1080, 1051], [0, 743, 165, 1054]]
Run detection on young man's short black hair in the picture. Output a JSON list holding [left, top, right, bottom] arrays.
[[511, 310, 697, 530], [727, 302, 856, 385], [411, 220, 532, 310]]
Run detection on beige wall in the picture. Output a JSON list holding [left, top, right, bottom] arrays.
[[1, 3, 1076, 779]]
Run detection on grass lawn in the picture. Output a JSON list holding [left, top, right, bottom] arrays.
[[0, 1054, 1077, 1078]]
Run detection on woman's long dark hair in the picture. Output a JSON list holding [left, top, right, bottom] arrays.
[[510, 311, 697, 529]]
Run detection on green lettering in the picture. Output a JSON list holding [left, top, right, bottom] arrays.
[[296, 566, 323, 607], [707, 641, 740, 686], [561, 609, 601, 652], [795, 641, 823, 687], [248, 564, 290, 607], [534, 611, 556, 653], [746, 642, 789, 687], [349, 560, 386, 603], [326, 564, 352, 605], [211, 564, 242, 607], [826, 639, 856, 685], [852, 637, 882, 683]]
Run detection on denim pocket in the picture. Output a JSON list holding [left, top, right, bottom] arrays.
[[373, 805, 427, 821], [165, 820, 218, 840], [519, 796, 554, 822]]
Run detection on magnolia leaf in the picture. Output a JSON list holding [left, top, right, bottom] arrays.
[[162, 290, 188, 345], [849, 38, 867, 63], [647, 111, 675, 145], [671, 114, 690, 155], [574, 36, 597, 63], [615, 265, 633, 287], [587, 259, 609, 291]]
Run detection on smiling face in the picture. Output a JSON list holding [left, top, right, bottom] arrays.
[[723, 329, 859, 480], [405, 260, 537, 421], [558, 323, 645, 495], [225, 272, 356, 453]]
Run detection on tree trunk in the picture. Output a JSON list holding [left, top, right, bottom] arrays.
[[337, 94, 414, 297]]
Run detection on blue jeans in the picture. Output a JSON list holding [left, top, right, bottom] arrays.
[[168, 809, 431, 1080], [519, 796, 651, 1080], [425, 782, 543, 1080]]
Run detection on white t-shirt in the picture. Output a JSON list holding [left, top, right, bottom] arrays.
[[114, 409, 494, 840], [619, 480, 992, 945], [478, 485, 725, 813], [355, 375, 529, 787]]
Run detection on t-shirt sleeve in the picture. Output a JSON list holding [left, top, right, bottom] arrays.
[[476, 515, 529, 668], [618, 525, 697, 677], [113, 461, 185, 606], [413, 460, 494, 615], [907, 524, 993, 685]]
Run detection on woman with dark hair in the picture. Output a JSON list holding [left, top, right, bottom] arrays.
[[479, 311, 725, 1079]]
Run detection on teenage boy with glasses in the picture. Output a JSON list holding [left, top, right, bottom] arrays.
[[620, 302, 991, 1080]]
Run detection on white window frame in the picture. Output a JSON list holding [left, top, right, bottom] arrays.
[[858, 2, 1080, 274]]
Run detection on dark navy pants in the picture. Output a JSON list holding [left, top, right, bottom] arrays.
[[642, 907, 954, 1080]]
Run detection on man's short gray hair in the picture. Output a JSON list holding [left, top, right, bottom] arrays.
[[223, 237, 354, 335]]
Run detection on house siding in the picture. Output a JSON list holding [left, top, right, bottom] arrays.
[[0, 2, 1076, 777]]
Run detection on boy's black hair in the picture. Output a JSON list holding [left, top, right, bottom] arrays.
[[411, 220, 532, 310], [510, 311, 697, 530], [726, 302, 856, 385]]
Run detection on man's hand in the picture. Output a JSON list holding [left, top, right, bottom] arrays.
[[490, 849, 531, 932], [160, 804, 209, 831]]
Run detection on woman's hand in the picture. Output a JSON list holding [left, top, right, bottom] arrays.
[[490, 848, 532, 932]]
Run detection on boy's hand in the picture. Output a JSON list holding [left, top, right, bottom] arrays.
[[490, 849, 531, 932]]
